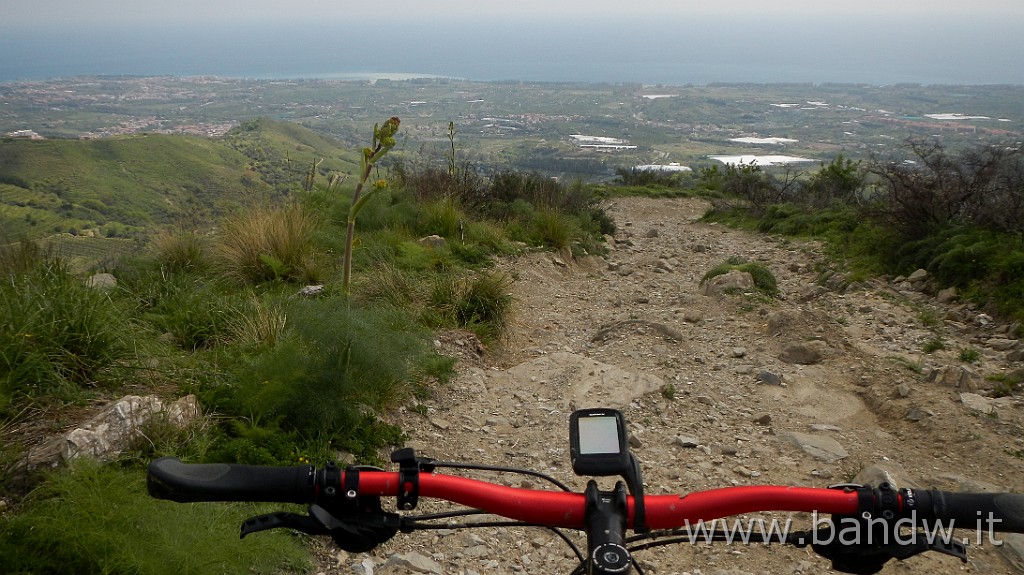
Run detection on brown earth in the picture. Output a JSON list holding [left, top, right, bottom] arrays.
[[326, 197, 1024, 574]]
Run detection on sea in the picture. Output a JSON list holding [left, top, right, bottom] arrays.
[[2, 14, 1023, 86]]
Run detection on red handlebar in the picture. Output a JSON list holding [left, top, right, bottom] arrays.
[[148, 457, 1024, 535], [358, 472, 861, 529], [146, 457, 862, 529]]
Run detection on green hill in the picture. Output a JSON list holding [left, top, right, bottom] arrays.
[[0, 119, 358, 241]]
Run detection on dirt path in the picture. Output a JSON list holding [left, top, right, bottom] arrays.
[[321, 196, 1024, 575]]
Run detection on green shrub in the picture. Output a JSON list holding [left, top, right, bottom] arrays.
[[358, 261, 420, 307], [216, 204, 320, 284], [0, 462, 308, 574], [419, 196, 465, 238], [463, 220, 509, 252], [0, 238, 44, 279], [529, 208, 577, 250], [393, 239, 451, 272], [152, 228, 208, 272], [227, 296, 287, 350], [959, 348, 981, 364], [700, 257, 779, 297], [227, 301, 440, 441], [425, 272, 513, 342], [148, 280, 241, 351], [0, 256, 131, 412], [922, 338, 946, 353]]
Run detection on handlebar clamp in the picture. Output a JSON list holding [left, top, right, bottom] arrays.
[[391, 448, 433, 511]]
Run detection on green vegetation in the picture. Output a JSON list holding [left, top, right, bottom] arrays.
[[700, 256, 779, 298], [0, 461, 308, 575], [959, 348, 981, 364], [992, 372, 1023, 398], [701, 146, 1024, 331], [1, 117, 612, 572], [217, 203, 321, 284], [922, 338, 946, 354], [0, 119, 359, 244], [0, 243, 134, 413], [342, 117, 401, 295]]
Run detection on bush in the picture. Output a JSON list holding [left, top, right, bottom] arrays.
[[425, 272, 513, 342], [959, 348, 981, 363], [123, 273, 240, 351], [0, 256, 131, 412], [225, 301, 443, 442], [529, 208, 577, 250], [217, 204, 320, 284], [701, 257, 779, 297], [615, 167, 688, 188], [0, 462, 308, 574], [418, 197, 465, 238], [358, 261, 419, 307], [0, 238, 43, 279], [151, 228, 208, 272], [227, 295, 288, 350]]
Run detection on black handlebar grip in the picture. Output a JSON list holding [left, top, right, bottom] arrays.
[[147, 457, 316, 504], [914, 490, 1024, 534]]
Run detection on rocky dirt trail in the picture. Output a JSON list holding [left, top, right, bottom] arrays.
[[320, 197, 1024, 575]]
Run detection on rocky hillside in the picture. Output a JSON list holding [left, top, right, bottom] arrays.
[[321, 196, 1024, 575]]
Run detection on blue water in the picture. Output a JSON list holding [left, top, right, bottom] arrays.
[[2, 15, 1022, 85]]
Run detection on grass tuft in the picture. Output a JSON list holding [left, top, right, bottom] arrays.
[[216, 204, 320, 284], [151, 229, 209, 273], [1, 254, 131, 414], [0, 462, 309, 574]]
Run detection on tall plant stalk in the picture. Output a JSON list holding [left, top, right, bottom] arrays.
[[341, 117, 400, 296]]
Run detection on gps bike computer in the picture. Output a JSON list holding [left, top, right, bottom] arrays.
[[569, 408, 632, 477]]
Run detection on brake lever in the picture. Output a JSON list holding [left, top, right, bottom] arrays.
[[807, 528, 968, 575], [241, 504, 402, 553], [241, 510, 326, 538]]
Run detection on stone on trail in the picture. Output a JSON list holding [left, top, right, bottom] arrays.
[[24, 394, 200, 471], [378, 552, 443, 575], [779, 342, 825, 365], [782, 431, 848, 463], [852, 461, 920, 489], [498, 352, 663, 408], [756, 371, 784, 386], [700, 269, 754, 296], [959, 392, 996, 415], [86, 272, 118, 290]]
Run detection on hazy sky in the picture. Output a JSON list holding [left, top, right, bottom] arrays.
[[3, 0, 1023, 84], [5, 0, 1023, 25]]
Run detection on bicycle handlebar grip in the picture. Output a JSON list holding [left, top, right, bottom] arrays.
[[147, 457, 316, 504], [916, 490, 1024, 533]]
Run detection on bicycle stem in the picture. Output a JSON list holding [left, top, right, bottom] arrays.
[[584, 481, 632, 575]]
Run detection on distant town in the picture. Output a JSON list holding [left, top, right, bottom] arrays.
[[2, 75, 1022, 177]]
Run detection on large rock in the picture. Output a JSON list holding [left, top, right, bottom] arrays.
[[960, 392, 996, 415], [852, 461, 920, 489], [86, 272, 118, 290], [931, 365, 981, 392], [417, 235, 447, 249], [700, 270, 754, 296], [377, 552, 443, 575], [24, 394, 200, 471], [782, 431, 848, 463]]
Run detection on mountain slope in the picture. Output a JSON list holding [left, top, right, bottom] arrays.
[[0, 119, 358, 240]]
